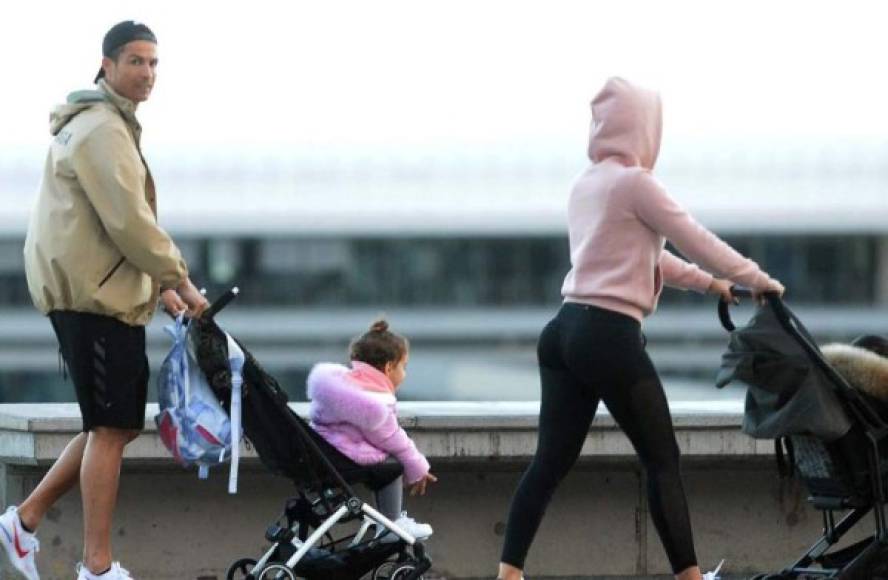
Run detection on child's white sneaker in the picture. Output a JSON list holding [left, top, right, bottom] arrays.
[[0, 506, 40, 580], [379, 512, 433, 542], [702, 559, 725, 580], [75, 561, 133, 579]]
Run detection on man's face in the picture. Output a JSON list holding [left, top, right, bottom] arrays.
[[102, 40, 158, 103]]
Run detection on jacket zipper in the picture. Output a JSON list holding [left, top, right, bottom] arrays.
[[98, 257, 126, 288]]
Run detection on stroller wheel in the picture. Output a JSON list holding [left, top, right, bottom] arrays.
[[372, 560, 400, 580], [391, 563, 424, 580], [257, 564, 298, 580], [226, 558, 258, 580]]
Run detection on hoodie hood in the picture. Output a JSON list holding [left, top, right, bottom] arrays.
[[587, 77, 662, 170], [49, 80, 139, 137], [49, 90, 106, 136]]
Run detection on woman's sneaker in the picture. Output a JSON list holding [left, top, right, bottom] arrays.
[[702, 559, 725, 580], [75, 561, 133, 579], [378, 512, 433, 542], [0, 506, 40, 580]]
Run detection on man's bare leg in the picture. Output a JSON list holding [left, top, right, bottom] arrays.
[[80, 427, 138, 574], [16, 432, 88, 531]]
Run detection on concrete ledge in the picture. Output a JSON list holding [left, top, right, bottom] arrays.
[[1, 402, 872, 580], [0, 401, 771, 467]]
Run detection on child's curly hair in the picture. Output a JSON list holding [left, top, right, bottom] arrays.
[[349, 319, 409, 372]]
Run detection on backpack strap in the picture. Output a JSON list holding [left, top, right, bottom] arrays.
[[226, 332, 246, 494], [775, 436, 796, 479]]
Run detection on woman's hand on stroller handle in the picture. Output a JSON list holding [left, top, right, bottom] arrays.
[[409, 472, 438, 496], [708, 278, 740, 305], [756, 278, 786, 301], [717, 282, 787, 332], [713, 280, 785, 305]]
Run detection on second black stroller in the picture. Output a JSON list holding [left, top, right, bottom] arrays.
[[717, 289, 888, 579], [194, 290, 432, 580]]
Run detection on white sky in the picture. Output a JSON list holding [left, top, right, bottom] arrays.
[[2, 0, 888, 157]]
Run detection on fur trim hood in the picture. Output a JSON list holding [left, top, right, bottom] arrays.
[[822, 343, 888, 401], [306, 363, 395, 431]]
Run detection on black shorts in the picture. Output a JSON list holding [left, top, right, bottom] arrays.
[[49, 311, 149, 432]]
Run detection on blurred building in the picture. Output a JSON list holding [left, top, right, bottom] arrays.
[[0, 138, 886, 403]]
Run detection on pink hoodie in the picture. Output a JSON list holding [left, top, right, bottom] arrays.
[[561, 77, 777, 321]]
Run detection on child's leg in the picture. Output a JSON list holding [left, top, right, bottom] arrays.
[[375, 475, 404, 521]]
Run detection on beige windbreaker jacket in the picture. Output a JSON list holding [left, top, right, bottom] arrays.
[[24, 80, 187, 326]]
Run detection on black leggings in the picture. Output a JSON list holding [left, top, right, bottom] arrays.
[[500, 303, 697, 573]]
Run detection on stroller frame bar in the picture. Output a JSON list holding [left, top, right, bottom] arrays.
[[796, 506, 870, 568], [361, 503, 418, 546], [279, 502, 420, 570], [284, 504, 350, 568]]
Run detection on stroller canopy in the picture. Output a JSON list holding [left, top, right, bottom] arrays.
[[716, 299, 853, 441]]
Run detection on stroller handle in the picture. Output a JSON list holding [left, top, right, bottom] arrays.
[[205, 287, 240, 319], [717, 285, 779, 332]]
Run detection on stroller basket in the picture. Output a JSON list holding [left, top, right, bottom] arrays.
[[790, 430, 872, 507]]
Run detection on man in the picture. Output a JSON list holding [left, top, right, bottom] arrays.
[[0, 21, 208, 580]]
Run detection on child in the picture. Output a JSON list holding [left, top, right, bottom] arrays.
[[306, 320, 437, 540]]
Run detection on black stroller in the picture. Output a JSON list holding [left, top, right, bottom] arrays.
[[194, 290, 432, 580], [717, 289, 888, 579]]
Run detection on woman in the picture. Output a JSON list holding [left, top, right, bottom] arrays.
[[497, 77, 784, 580]]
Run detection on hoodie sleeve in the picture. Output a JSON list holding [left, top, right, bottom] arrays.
[[629, 172, 774, 291], [71, 123, 187, 290], [659, 250, 713, 293], [360, 414, 431, 484]]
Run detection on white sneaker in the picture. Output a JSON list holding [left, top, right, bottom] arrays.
[[75, 561, 132, 579], [0, 506, 40, 580], [702, 559, 725, 580], [379, 512, 433, 542]]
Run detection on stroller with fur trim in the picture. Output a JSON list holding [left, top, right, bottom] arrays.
[[717, 288, 888, 580], [195, 289, 432, 580]]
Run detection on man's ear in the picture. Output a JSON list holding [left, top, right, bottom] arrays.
[[101, 56, 115, 79]]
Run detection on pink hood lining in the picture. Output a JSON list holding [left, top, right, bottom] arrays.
[[347, 360, 396, 394]]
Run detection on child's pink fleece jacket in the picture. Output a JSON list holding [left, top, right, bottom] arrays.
[[561, 77, 778, 321], [307, 362, 430, 484]]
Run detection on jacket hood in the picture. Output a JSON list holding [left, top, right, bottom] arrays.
[[306, 362, 397, 400], [587, 76, 662, 169], [49, 90, 107, 136], [822, 343, 888, 401], [306, 363, 392, 431], [349, 361, 396, 394], [49, 80, 139, 136]]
